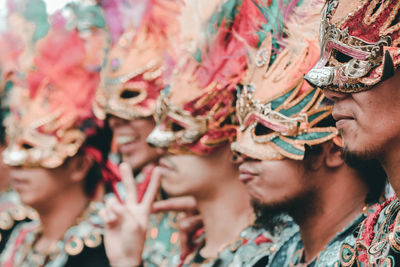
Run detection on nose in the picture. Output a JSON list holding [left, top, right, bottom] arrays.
[[322, 89, 348, 102]]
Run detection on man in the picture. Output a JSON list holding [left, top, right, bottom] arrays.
[[0, 0, 44, 253], [0, 1, 118, 266], [305, 0, 400, 265], [101, 1, 277, 266], [232, 0, 386, 265], [94, 0, 183, 265]]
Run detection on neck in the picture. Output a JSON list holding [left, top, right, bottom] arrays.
[[294, 168, 367, 263], [34, 188, 90, 253], [381, 147, 400, 196], [196, 176, 253, 259]]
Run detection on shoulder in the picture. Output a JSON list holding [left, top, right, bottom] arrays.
[[63, 202, 106, 256], [0, 201, 37, 254], [228, 226, 278, 267]]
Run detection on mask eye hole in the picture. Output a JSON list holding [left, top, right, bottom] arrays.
[[22, 143, 33, 149], [253, 123, 273, 136], [120, 89, 141, 99], [171, 122, 184, 132], [333, 50, 353, 63]]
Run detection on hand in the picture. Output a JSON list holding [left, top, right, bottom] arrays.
[[99, 162, 161, 267], [152, 196, 203, 258]]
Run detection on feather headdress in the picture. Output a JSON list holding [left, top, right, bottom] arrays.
[[2, 1, 109, 168], [232, 0, 338, 161], [94, 0, 181, 120], [146, 0, 265, 155]]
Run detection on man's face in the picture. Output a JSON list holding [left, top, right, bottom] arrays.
[[239, 158, 313, 208], [9, 163, 74, 209], [157, 146, 234, 198], [109, 116, 162, 171], [324, 72, 400, 160]]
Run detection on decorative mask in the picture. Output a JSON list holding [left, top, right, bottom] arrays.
[[146, 0, 262, 155], [306, 0, 400, 93], [2, 1, 108, 168], [93, 0, 180, 121], [232, 0, 338, 161]]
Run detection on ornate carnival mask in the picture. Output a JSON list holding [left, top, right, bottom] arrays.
[[146, 0, 260, 155], [306, 0, 400, 93], [93, 0, 179, 120], [2, 1, 108, 168], [232, 0, 338, 161]]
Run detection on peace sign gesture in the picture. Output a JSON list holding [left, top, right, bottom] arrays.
[[100, 162, 161, 267]]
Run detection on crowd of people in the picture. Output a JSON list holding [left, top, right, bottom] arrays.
[[0, 0, 399, 266]]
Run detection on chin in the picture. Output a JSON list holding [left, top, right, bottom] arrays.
[[343, 141, 380, 162], [160, 179, 187, 197]]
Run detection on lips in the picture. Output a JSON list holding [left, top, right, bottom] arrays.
[[332, 110, 355, 130], [332, 112, 354, 121], [115, 135, 140, 145], [238, 164, 259, 183], [10, 175, 29, 191]]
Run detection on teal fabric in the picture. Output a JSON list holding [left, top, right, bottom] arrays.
[[24, 0, 50, 42], [280, 88, 317, 117], [288, 131, 334, 141], [268, 214, 366, 267], [272, 137, 304, 156], [270, 89, 293, 110]]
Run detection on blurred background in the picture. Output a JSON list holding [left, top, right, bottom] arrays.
[[0, 0, 73, 31]]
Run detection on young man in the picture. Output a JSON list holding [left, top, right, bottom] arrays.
[[305, 0, 400, 265], [0, 1, 119, 266], [232, 0, 386, 265], [94, 0, 183, 265], [101, 1, 278, 266], [0, 85, 35, 254]]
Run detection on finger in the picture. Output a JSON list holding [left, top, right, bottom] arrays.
[[120, 162, 137, 205], [141, 167, 161, 209], [99, 208, 118, 228], [152, 196, 197, 213], [107, 197, 125, 218]]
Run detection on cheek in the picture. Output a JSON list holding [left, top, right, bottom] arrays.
[[254, 164, 304, 202], [18, 176, 56, 205], [350, 93, 400, 149], [161, 161, 210, 196]]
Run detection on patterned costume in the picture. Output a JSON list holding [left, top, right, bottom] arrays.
[[269, 214, 367, 267], [305, 1, 400, 265], [0, 1, 119, 266], [95, 0, 183, 265], [146, 0, 275, 266]]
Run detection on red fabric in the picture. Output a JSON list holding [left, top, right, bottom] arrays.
[[82, 146, 122, 202], [253, 234, 273, 245], [136, 164, 155, 203], [4, 228, 30, 267]]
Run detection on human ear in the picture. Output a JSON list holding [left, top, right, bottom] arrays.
[[324, 141, 344, 168], [68, 154, 94, 183]]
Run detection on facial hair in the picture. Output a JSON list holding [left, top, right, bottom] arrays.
[[340, 129, 381, 162], [341, 149, 387, 204], [251, 188, 318, 233]]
